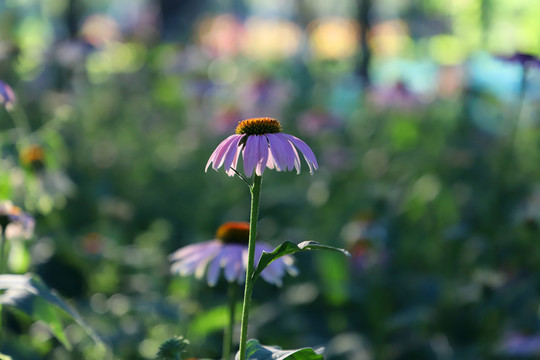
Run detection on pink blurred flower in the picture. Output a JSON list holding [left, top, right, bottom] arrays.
[[206, 117, 318, 177], [298, 108, 341, 136], [369, 81, 422, 110], [499, 332, 540, 356], [212, 106, 242, 135], [169, 222, 297, 286], [341, 212, 388, 271], [239, 75, 291, 118], [197, 14, 245, 58], [0, 201, 34, 239], [0, 80, 15, 110]]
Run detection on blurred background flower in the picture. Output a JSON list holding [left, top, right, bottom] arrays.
[[0, 80, 16, 110], [169, 222, 297, 287], [0, 200, 34, 240]]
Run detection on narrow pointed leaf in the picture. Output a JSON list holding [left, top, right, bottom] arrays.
[[34, 298, 72, 349], [253, 241, 350, 281], [236, 339, 324, 360], [0, 273, 104, 349]]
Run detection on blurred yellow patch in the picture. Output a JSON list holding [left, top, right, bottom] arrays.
[[308, 17, 359, 60], [242, 17, 302, 60], [370, 20, 411, 57]]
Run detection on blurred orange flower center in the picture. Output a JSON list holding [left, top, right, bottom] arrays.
[[21, 145, 45, 165], [216, 222, 250, 244]]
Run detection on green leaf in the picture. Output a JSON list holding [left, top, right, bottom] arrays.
[[0, 353, 13, 360], [0, 273, 104, 350], [236, 339, 324, 360], [190, 303, 242, 336], [34, 297, 71, 349], [253, 241, 350, 281]]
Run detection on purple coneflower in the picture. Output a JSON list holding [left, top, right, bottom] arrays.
[[205, 117, 318, 177], [0, 80, 15, 110], [169, 222, 297, 287], [0, 201, 35, 239]]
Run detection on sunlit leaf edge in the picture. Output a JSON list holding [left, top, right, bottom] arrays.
[[0, 273, 105, 350], [236, 339, 324, 360], [253, 241, 350, 282]]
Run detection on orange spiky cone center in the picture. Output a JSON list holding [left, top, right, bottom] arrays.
[[235, 117, 282, 135]]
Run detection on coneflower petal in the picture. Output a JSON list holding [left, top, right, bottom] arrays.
[[205, 135, 239, 172], [243, 135, 260, 177], [222, 135, 243, 173], [207, 250, 226, 286], [215, 135, 243, 170], [224, 245, 244, 282], [255, 136, 269, 176], [170, 238, 297, 287], [225, 148, 241, 177], [266, 134, 286, 171], [283, 134, 319, 174], [276, 134, 297, 171]]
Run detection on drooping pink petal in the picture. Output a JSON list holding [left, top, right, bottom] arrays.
[[205, 135, 241, 172], [169, 241, 220, 261], [254, 244, 280, 285], [205, 138, 231, 172], [225, 148, 241, 177], [242, 135, 260, 177], [222, 135, 243, 174], [283, 134, 319, 174], [171, 247, 217, 276], [266, 150, 277, 170], [266, 134, 286, 171], [289, 143, 301, 174], [170, 241, 222, 275], [194, 251, 216, 279], [272, 134, 297, 171], [215, 135, 244, 170], [172, 251, 210, 274], [260, 265, 283, 286], [253, 243, 275, 269], [281, 255, 299, 276], [206, 250, 226, 286], [266, 258, 286, 278], [223, 245, 244, 282], [255, 136, 269, 176], [253, 243, 287, 286]]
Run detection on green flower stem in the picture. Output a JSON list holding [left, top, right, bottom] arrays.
[[0, 226, 5, 342], [0, 226, 6, 274], [223, 282, 237, 360], [238, 175, 262, 360], [8, 107, 32, 147], [493, 65, 529, 264], [506, 65, 529, 155]]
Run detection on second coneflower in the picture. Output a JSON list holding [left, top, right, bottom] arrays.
[[205, 117, 318, 177], [169, 222, 297, 287]]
